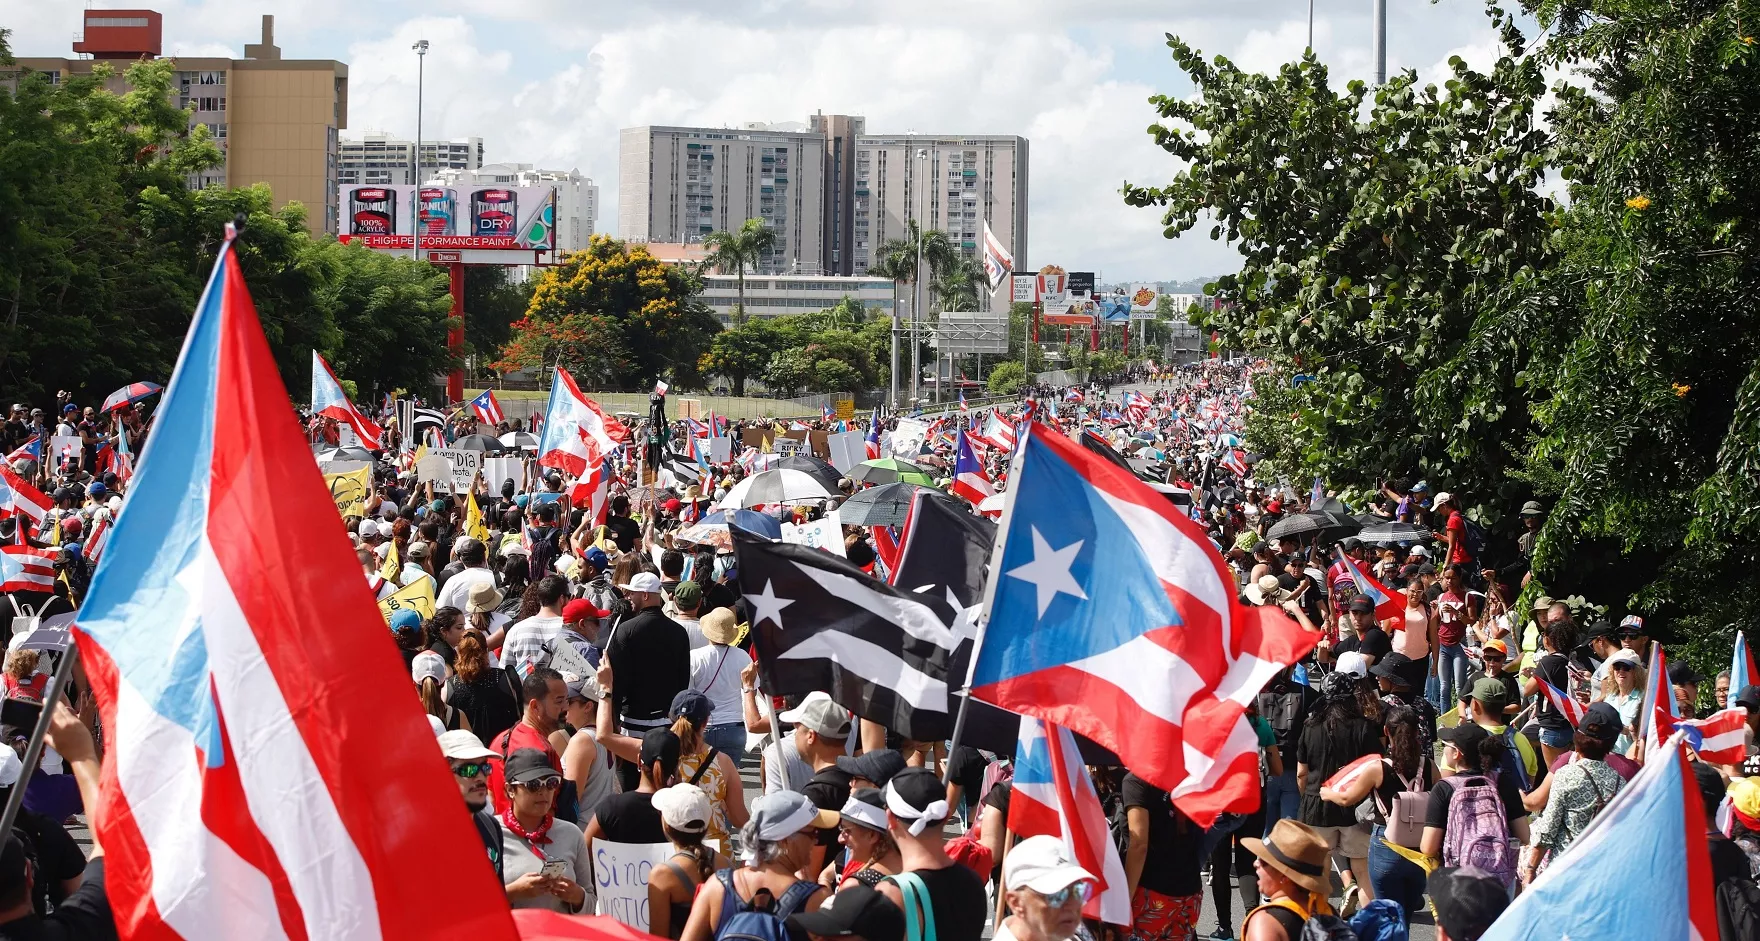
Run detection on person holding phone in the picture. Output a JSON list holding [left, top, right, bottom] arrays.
[[497, 748, 592, 913]]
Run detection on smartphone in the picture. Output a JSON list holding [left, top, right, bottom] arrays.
[[539, 858, 568, 881]]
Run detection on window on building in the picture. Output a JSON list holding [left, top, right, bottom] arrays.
[[87, 16, 150, 27]]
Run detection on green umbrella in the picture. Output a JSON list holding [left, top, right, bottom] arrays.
[[851, 457, 936, 487]]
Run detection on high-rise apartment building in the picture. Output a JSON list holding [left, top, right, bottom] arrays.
[[2, 12, 349, 232], [430, 163, 600, 252], [619, 123, 827, 275], [619, 115, 1028, 310], [338, 134, 485, 187]]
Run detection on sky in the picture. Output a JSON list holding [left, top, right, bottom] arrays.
[[3, 1, 1521, 282]]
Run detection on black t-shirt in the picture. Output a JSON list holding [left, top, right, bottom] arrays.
[[1534, 653, 1572, 732], [802, 766, 853, 848], [982, 779, 1012, 821], [594, 789, 666, 844], [606, 609, 691, 724], [946, 746, 988, 811], [906, 863, 988, 941], [1121, 773, 1205, 897], [605, 515, 641, 553], [0, 857, 116, 941], [1424, 773, 1527, 829], [1296, 715, 1383, 828], [14, 807, 86, 915]]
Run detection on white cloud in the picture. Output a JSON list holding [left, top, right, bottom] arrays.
[[3, 0, 1535, 281]]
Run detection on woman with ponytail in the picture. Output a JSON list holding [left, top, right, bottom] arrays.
[[594, 676, 748, 845], [646, 784, 731, 939]]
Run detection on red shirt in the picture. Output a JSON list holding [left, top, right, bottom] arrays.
[[1445, 510, 1470, 566], [486, 720, 561, 801]]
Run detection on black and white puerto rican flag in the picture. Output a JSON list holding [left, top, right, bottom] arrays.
[[731, 526, 963, 740]]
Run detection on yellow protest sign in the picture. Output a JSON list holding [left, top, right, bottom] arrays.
[[325, 465, 373, 518], [465, 490, 489, 546], [834, 397, 855, 421], [379, 540, 401, 581], [377, 578, 435, 623]]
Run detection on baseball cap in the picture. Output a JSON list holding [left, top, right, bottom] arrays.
[[1346, 594, 1375, 614], [650, 783, 712, 834], [561, 670, 606, 702], [1481, 639, 1509, 657], [839, 787, 889, 832], [640, 728, 682, 771], [1438, 721, 1492, 754], [504, 748, 558, 785], [788, 884, 905, 941], [1586, 619, 1616, 639], [389, 608, 422, 633], [669, 689, 712, 725], [618, 572, 663, 594], [562, 598, 609, 624], [1738, 685, 1760, 712], [836, 748, 907, 787], [749, 791, 840, 840], [582, 546, 609, 569], [1578, 702, 1622, 741], [1417, 563, 1438, 575], [407, 541, 430, 562], [779, 691, 853, 739], [1335, 651, 1369, 678], [1607, 648, 1642, 668], [885, 767, 951, 835], [1465, 676, 1513, 713], [1004, 833, 1097, 895], [672, 580, 703, 609], [1428, 866, 1510, 941], [1433, 491, 1454, 506], [410, 651, 447, 685], [437, 729, 496, 761], [1618, 614, 1647, 635]]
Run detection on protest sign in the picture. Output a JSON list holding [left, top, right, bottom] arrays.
[[324, 465, 374, 518], [415, 455, 453, 487], [775, 436, 807, 456], [545, 635, 593, 678], [809, 430, 830, 459], [590, 839, 673, 931], [890, 418, 928, 459], [782, 511, 845, 557], [827, 431, 865, 472], [432, 448, 482, 493], [335, 424, 358, 448], [709, 435, 732, 464], [48, 435, 82, 468], [482, 456, 524, 495], [834, 397, 855, 421], [741, 427, 772, 452], [377, 578, 435, 622]]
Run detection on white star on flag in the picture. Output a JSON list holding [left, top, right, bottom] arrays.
[[1005, 526, 1087, 618], [744, 579, 795, 629]]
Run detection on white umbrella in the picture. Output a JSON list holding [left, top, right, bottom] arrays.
[[718, 469, 835, 508], [977, 492, 1006, 514], [498, 431, 540, 450]]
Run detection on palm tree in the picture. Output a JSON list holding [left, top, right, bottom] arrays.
[[702, 218, 776, 326], [873, 220, 957, 401], [932, 257, 986, 313]]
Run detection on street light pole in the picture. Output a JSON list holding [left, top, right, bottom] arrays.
[[1372, 0, 1386, 84], [412, 39, 428, 262], [1308, 0, 1315, 50], [912, 146, 926, 408]]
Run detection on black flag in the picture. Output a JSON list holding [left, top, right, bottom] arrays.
[[731, 527, 963, 740]]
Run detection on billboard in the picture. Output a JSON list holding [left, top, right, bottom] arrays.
[[337, 184, 556, 251], [1011, 274, 1037, 304], [1129, 284, 1159, 320], [1066, 271, 1096, 299]]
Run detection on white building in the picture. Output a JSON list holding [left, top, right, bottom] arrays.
[[338, 133, 483, 186], [430, 163, 600, 253], [699, 274, 895, 325]]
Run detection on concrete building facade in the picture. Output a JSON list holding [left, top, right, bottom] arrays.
[[4, 12, 349, 232], [338, 134, 485, 187]]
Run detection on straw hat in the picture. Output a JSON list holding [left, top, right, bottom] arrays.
[[700, 607, 740, 646], [1243, 819, 1332, 895], [466, 581, 503, 615]]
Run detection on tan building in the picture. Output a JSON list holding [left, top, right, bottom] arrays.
[[4, 11, 348, 232]]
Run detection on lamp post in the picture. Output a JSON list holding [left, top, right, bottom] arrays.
[[1308, 0, 1315, 49], [412, 39, 429, 261], [912, 147, 926, 407], [1372, 0, 1386, 84]]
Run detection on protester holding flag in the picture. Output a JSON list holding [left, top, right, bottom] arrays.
[[1523, 620, 1581, 766], [1296, 671, 1383, 912]]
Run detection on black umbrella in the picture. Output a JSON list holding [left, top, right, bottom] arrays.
[[1266, 513, 1322, 541], [778, 454, 843, 491], [1358, 521, 1434, 545], [450, 434, 506, 452], [313, 446, 375, 463], [837, 482, 928, 527], [1305, 510, 1363, 541]]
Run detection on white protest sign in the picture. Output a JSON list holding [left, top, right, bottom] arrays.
[[827, 431, 865, 472], [482, 456, 524, 495], [890, 418, 928, 459], [335, 424, 358, 448], [781, 511, 845, 558], [545, 635, 593, 678], [709, 435, 732, 464], [415, 455, 453, 486], [47, 435, 82, 467], [432, 448, 482, 493], [591, 839, 673, 931], [775, 436, 807, 456]]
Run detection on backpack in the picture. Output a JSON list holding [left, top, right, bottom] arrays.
[[1440, 774, 1515, 885], [1490, 728, 1532, 793], [1460, 516, 1487, 563], [1372, 761, 1431, 849], [1248, 899, 1358, 941], [1716, 873, 1760, 941], [943, 822, 993, 880], [976, 756, 1012, 810], [1347, 899, 1407, 941], [713, 870, 818, 941]]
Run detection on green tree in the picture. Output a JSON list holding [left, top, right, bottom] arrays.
[[765, 348, 813, 397], [497, 235, 720, 390], [315, 240, 458, 396], [1007, 302, 1048, 374], [931, 257, 986, 313], [464, 265, 535, 367], [987, 360, 1027, 396], [702, 218, 776, 326], [698, 319, 779, 395]]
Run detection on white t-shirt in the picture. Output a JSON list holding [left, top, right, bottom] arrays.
[[676, 616, 708, 650], [689, 643, 753, 726], [760, 731, 856, 795], [437, 565, 496, 613]]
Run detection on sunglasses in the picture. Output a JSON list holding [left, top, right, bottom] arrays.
[[514, 776, 563, 791], [1037, 882, 1093, 908], [1612, 663, 1635, 672], [451, 762, 491, 779], [1482, 654, 1505, 662]]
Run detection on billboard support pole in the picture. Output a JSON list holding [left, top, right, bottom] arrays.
[[447, 262, 465, 403]]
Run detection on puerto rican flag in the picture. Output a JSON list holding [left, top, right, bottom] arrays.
[[1538, 677, 1588, 728], [73, 226, 520, 941], [470, 389, 504, 426], [5, 434, 41, 465], [84, 515, 111, 565], [1479, 732, 1717, 941], [1641, 643, 1681, 753], [973, 423, 1317, 825], [310, 351, 384, 449], [536, 367, 628, 477], [1677, 708, 1747, 765], [865, 409, 883, 460], [0, 463, 50, 537], [822, 403, 835, 423], [1064, 387, 1084, 403], [569, 457, 613, 526], [1324, 754, 1382, 793], [1123, 391, 1151, 424], [972, 409, 1017, 453], [0, 545, 56, 592], [1733, 631, 1756, 697], [1009, 716, 1129, 924], [959, 390, 969, 415], [1219, 449, 1249, 478], [1336, 551, 1404, 622], [950, 431, 994, 506]]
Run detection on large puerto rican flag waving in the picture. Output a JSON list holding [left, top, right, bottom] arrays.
[[536, 366, 628, 476], [1732, 630, 1756, 695], [74, 225, 519, 941], [1010, 716, 1129, 924], [1336, 550, 1404, 623], [310, 350, 384, 448], [973, 422, 1317, 825], [1479, 732, 1717, 940], [950, 430, 994, 506]]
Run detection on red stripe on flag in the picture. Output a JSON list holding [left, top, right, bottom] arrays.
[[1325, 753, 1382, 792]]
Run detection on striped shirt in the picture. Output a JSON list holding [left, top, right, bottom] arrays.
[[501, 613, 565, 678]]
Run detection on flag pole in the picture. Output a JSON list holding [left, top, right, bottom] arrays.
[[0, 643, 81, 840]]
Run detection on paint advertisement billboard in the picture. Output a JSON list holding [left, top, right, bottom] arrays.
[[337, 184, 557, 251]]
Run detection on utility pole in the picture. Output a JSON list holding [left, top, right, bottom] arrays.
[[1308, 0, 1315, 50], [412, 39, 429, 261], [912, 146, 927, 408], [1372, 0, 1386, 84]]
